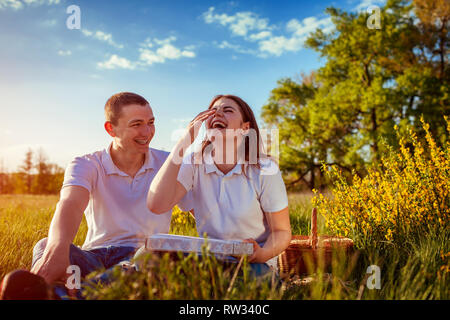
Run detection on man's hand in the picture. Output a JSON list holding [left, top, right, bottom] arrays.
[[30, 185, 89, 284], [31, 247, 71, 284]]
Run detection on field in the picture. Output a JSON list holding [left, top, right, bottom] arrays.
[[0, 193, 447, 300]]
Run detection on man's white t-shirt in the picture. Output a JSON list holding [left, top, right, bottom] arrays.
[[62, 145, 191, 250]]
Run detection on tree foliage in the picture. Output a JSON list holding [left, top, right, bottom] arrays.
[[0, 149, 64, 195], [262, 0, 449, 190]]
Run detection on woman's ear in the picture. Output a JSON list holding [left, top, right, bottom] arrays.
[[104, 121, 116, 137], [242, 121, 250, 134]]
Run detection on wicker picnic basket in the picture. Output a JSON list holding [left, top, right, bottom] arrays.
[[278, 208, 354, 278]]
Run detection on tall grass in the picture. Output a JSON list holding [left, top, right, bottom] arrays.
[[0, 194, 447, 299], [0, 195, 87, 279], [83, 248, 283, 300]]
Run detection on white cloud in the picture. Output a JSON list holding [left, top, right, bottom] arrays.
[[96, 36, 196, 70], [203, 7, 335, 58], [180, 50, 196, 58], [82, 29, 124, 49], [0, 0, 23, 10], [256, 16, 333, 56], [158, 44, 184, 60], [138, 36, 196, 66], [97, 54, 135, 70], [203, 7, 271, 38], [95, 36, 196, 70], [24, 0, 60, 4], [203, 7, 236, 25], [140, 38, 154, 48], [57, 50, 72, 56], [286, 16, 333, 37], [153, 36, 177, 46], [0, 0, 59, 10], [354, 0, 385, 12], [258, 36, 305, 57], [230, 12, 269, 36], [216, 40, 256, 55], [138, 49, 165, 65], [248, 30, 272, 41]]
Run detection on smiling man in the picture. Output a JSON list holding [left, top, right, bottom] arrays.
[[0, 92, 191, 300]]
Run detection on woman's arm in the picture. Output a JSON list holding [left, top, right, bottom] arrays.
[[147, 150, 188, 214], [147, 109, 214, 214], [245, 206, 291, 263]]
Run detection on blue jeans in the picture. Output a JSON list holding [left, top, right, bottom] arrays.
[[32, 238, 136, 299], [162, 252, 274, 279], [217, 255, 275, 279]]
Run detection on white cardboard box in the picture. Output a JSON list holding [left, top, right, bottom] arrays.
[[145, 234, 253, 255]]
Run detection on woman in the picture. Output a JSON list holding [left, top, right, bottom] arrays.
[[147, 95, 291, 275]]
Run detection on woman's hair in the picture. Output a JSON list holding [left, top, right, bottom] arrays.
[[201, 94, 266, 169]]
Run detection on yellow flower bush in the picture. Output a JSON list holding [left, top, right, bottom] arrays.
[[313, 117, 450, 248], [170, 205, 197, 236], [172, 205, 188, 225]]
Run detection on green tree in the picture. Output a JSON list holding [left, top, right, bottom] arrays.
[[0, 159, 13, 194], [30, 148, 65, 194], [17, 149, 34, 194], [400, 0, 450, 143], [32, 148, 53, 194], [262, 72, 356, 190], [262, 0, 449, 190], [47, 163, 65, 194]]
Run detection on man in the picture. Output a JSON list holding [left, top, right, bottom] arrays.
[[0, 92, 191, 299]]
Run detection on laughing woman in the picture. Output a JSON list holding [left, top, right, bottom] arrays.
[[147, 95, 291, 276]]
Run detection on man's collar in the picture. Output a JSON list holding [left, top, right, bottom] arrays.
[[102, 143, 155, 176], [137, 148, 156, 175]]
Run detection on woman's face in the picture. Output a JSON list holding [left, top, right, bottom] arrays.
[[206, 97, 249, 131]]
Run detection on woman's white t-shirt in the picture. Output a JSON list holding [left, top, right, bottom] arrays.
[[177, 151, 289, 253]]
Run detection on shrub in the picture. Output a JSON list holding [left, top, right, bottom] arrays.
[[312, 117, 450, 251], [169, 205, 197, 237]]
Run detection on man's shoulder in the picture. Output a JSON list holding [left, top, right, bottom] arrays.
[[74, 149, 104, 162], [67, 149, 105, 171]]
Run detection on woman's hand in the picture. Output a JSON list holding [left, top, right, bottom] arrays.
[[243, 238, 270, 263], [183, 109, 215, 145]]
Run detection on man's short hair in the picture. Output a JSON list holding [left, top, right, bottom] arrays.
[[105, 92, 149, 125]]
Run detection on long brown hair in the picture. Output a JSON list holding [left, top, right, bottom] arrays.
[[201, 95, 265, 170]]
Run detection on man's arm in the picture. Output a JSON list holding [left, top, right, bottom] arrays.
[[30, 185, 89, 284]]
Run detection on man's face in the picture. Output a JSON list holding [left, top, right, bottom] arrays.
[[108, 104, 155, 154]]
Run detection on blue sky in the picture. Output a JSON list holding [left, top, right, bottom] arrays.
[[0, 0, 383, 171]]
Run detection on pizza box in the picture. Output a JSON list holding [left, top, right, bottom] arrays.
[[145, 234, 254, 256]]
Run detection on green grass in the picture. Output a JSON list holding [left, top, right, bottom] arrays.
[[0, 194, 448, 300], [0, 195, 87, 278]]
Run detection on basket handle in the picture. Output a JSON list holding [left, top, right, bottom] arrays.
[[310, 207, 318, 249]]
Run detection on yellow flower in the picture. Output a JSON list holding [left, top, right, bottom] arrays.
[[312, 117, 450, 247]]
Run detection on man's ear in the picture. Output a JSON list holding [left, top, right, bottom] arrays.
[[104, 121, 116, 137]]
